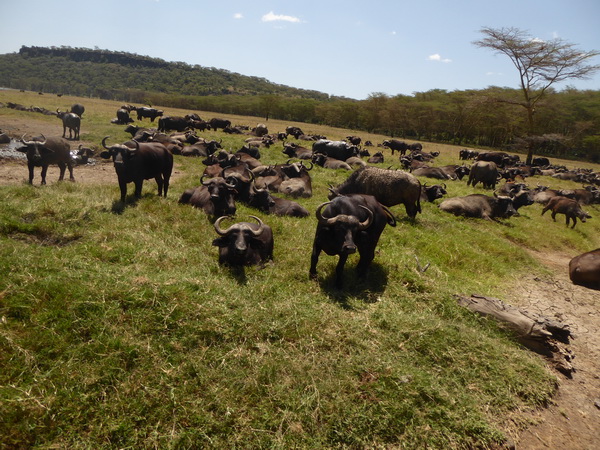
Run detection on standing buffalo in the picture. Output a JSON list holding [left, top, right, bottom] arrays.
[[115, 108, 134, 124], [467, 161, 499, 189], [212, 215, 274, 267], [328, 167, 422, 219], [310, 194, 396, 288], [56, 109, 81, 140], [70, 103, 85, 117], [569, 249, 600, 289], [100, 137, 173, 202], [541, 197, 592, 228], [439, 193, 517, 221], [158, 116, 192, 132], [312, 139, 359, 161], [382, 139, 409, 155], [136, 107, 164, 122], [17, 135, 74, 184]]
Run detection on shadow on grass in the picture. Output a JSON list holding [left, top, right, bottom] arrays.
[[109, 194, 146, 214], [317, 262, 388, 310]]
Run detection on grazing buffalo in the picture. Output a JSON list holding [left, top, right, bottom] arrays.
[[382, 139, 409, 155], [439, 193, 517, 221], [179, 175, 238, 217], [312, 139, 359, 161], [208, 118, 232, 130], [310, 194, 396, 288], [569, 249, 600, 289], [541, 196, 591, 228], [468, 161, 499, 189], [17, 135, 74, 184], [328, 166, 422, 219], [136, 107, 164, 122], [70, 103, 85, 117], [100, 137, 173, 202], [56, 109, 81, 140], [212, 215, 274, 267]]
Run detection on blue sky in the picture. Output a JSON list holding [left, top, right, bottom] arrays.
[[0, 0, 598, 100]]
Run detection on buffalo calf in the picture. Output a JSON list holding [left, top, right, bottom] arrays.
[[541, 196, 591, 228]]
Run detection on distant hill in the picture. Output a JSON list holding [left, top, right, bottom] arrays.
[[0, 45, 337, 101]]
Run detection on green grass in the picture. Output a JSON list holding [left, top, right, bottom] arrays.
[[1, 91, 599, 448]]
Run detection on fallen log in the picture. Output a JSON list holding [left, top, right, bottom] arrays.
[[456, 294, 574, 377]]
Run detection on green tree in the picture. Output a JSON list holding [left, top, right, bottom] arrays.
[[473, 26, 600, 163]]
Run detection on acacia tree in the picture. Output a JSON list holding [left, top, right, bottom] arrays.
[[474, 27, 600, 163]]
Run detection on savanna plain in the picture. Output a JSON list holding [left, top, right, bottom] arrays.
[[1, 91, 599, 448]]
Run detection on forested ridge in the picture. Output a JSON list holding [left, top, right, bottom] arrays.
[[1, 45, 599, 161]]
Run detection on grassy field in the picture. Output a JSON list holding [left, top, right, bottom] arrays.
[[1, 90, 599, 448]]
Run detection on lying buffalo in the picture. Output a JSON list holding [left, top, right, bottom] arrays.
[[310, 194, 396, 288], [569, 248, 600, 289], [439, 193, 517, 221], [212, 215, 274, 267]]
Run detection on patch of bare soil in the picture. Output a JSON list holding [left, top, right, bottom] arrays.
[[510, 250, 600, 449]]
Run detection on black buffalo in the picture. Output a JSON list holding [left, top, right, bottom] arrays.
[[420, 183, 447, 202], [158, 116, 192, 132], [179, 174, 238, 217], [100, 137, 173, 202], [70, 103, 85, 117], [208, 118, 232, 130], [17, 135, 74, 184], [212, 215, 274, 267], [382, 139, 409, 155], [310, 194, 396, 288], [136, 107, 164, 122], [56, 109, 81, 140], [439, 193, 517, 221], [312, 139, 359, 161], [115, 108, 134, 124]]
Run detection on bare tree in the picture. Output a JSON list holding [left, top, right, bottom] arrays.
[[474, 27, 600, 163]]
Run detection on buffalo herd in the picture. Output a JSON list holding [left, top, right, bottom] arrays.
[[10, 102, 600, 289]]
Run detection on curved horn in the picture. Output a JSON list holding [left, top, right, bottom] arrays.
[[442, 183, 447, 190], [78, 144, 83, 150], [201, 174, 211, 186], [102, 136, 111, 149], [130, 139, 140, 153], [225, 176, 239, 189], [248, 215, 265, 236], [214, 215, 234, 236], [301, 161, 313, 171], [315, 202, 337, 225], [357, 206, 374, 230], [20, 134, 36, 146]]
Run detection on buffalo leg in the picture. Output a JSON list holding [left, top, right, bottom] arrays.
[[58, 162, 66, 181], [134, 180, 144, 198], [27, 162, 35, 184], [40, 165, 49, 185], [155, 176, 164, 197], [309, 246, 321, 280], [118, 179, 128, 202], [335, 255, 349, 288], [67, 162, 74, 181]]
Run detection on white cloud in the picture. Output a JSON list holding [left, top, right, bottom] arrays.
[[531, 37, 545, 43], [428, 54, 452, 63], [262, 11, 301, 23], [234, 13, 243, 19], [391, 31, 397, 35]]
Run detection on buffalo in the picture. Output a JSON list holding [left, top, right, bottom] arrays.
[[208, 118, 232, 131], [310, 194, 396, 288], [569, 249, 600, 289], [136, 107, 164, 122], [56, 109, 81, 140], [541, 196, 592, 228], [312, 153, 353, 171], [382, 139, 409, 155], [158, 116, 192, 133], [283, 143, 313, 160], [411, 166, 452, 180], [439, 193, 518, 221], [212, 215, 274, 267], [115, 108, 134, 124], [328, 167, 422, 219], [420, 183, 447, 203], [179, 174, 238, 217], [17, 135, 74, 184], [100, 137, 173, 202], [467, 161, 499, 189], [312, 139, 359, 161], [70, 103, 85, 117]]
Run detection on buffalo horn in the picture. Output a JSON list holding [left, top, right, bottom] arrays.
[[357, 206, 374, 230], [316, 202, 337, 225], [214, 215, 234, 236], [102, 136, 111, 149], [247, 215, 265, 236]]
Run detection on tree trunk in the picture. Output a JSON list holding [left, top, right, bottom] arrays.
[[456, 294, 574, 377]]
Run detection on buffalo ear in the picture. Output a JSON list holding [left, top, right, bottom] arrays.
[[212, 237, 227, 247], [99, 150, 112, 159], [16, 146, 28, 153]]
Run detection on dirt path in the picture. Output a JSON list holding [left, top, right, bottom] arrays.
[[510, 250, 600, 449]]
